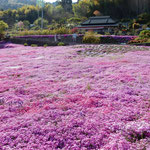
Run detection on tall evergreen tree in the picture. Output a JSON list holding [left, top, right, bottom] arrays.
[[61, 0, 72, 12]]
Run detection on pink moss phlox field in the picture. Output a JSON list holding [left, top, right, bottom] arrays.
[[0, 43, 150, 150]]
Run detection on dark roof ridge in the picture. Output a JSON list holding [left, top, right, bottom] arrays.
[[89, 16, 111, 19], [80, 16, 118, 26]]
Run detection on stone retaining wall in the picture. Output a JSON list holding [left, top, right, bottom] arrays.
[[11, 35, 83, 46], [10, 35, 137, 46]]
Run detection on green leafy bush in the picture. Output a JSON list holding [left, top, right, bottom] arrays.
[[53, 27, 70, 34], [147, 22, 150, 28], [58, 42, 65, 46], [132, 23, 140, 29], [82, 32, 100, 44], [137, 13, 150, 24], [139, 30, 150, 39], [34, 18, 49, 28], [147, 38, 150, 43], [0, 21, 8, 40], [104, 32, 111, 35], [128, 38, 148, 44], [128, 30, 150, 44], [117, 31, 123, 35], [43, 44, 48, 47], [16, 27, 71, 36], [31, 44, 38, 47], [24, 43, 28, 46]]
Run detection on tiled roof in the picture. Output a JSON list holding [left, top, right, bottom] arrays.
[[81, 16, 118, 25]]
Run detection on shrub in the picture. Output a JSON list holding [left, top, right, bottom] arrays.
[[42, 30, 51, 35], [127, 32, 132, 35], [82, 32, 100, 44], [128, 30, 150, 44], [34, 18, 49, 28], [132, 23, 140, 29], [71, 27, 78, 33], [31, 44, 38, 47], [105, 32, 111, 35], [128, 38, 148, 44], [147, 22, 150, 28], [58, 42, 65, 46], [146, 38, 150, 43], [43, 44, 48, 47], [24, 43, 28, 46], [53, 27, 71, 35], [0, 21, 8, 40], [137, 13, 150, 24], [117, 31, 123, 35], [139, 30, 150, 39], [16, 27, 71, 37], [142, 24, 147, 30]]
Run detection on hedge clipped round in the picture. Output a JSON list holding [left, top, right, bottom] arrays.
[[58, 42, 65, 46]]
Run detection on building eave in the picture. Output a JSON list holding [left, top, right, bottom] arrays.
[[77, 24, 119, 29]]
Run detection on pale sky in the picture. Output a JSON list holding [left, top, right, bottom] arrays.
[[45, 0, 77, 3]]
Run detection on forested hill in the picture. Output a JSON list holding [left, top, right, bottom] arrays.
[[0, 0, 36, 10]]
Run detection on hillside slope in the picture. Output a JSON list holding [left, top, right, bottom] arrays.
[[0, 0, 36, 10]]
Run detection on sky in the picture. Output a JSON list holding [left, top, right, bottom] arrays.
[[45, 0, 77, 3]]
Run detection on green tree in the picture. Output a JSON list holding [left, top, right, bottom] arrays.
[[61, 0, 72, 12], [34, 17, 48, 28], [0, 20, 8, 40], [85, 0, 132, 19], [73, 0, 92, 18], [43, 4, 54, 24], [17, 5, 38, 23], [52, 5, 72, 25], [137, 13, 150, 24], [23, 20, 30, 29]]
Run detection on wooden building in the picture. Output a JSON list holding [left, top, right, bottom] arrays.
[[77, 16, 119, 34]]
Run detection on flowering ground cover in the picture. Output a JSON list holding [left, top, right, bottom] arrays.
[[0, 43, 150, 149]]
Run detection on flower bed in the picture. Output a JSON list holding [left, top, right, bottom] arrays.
[[0, 43, 150, 149]]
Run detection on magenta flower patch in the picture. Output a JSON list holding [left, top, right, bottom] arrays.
[[0, 43, 149, 149]]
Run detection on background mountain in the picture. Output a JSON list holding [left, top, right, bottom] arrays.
[[0, 0, 36, 10]]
